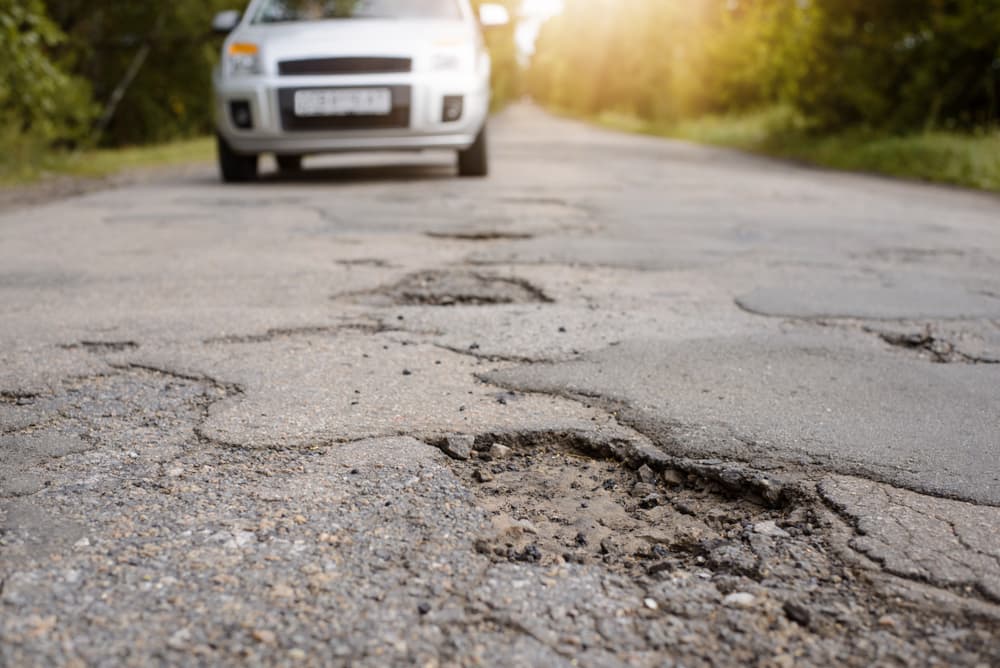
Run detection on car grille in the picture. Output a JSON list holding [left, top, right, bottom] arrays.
[[278, 86, 411, 131], [278, 57, 412, 76]]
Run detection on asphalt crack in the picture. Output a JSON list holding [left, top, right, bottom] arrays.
[[871, 326, 999, 364], [425, 231, 535, 242], [202, 322, 396, 346], [59, 341, 140, 353], [817, 480, 1000, 605]]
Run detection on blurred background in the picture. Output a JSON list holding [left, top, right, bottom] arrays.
[[2, 0, 999, 188]]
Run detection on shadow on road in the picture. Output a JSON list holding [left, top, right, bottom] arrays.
[[256, 162, 459, 185]]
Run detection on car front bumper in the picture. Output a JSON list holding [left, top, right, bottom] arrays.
[[214, 70, 490, 156]]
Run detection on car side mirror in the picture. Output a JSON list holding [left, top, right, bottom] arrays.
[[478, 3, 510, 28], [212, 10, 242, 35]]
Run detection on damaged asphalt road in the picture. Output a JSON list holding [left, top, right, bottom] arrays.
[[1, 104, 999, 666]]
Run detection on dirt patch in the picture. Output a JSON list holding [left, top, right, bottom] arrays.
[[433, 429, 1000, 666], [366, 270, 552, 306]]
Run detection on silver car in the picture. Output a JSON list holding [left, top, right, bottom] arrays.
[[212, 0, 508, 182]]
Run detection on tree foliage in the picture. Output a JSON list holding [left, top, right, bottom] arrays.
[[529, 0, 1000, 133], [45, 0, 245, 146], [0, 0, 95, 143]]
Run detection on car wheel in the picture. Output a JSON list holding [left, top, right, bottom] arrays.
[[457, 125, 488, 177], [217, 134, 258, 183], [276, 155, 303, 173]]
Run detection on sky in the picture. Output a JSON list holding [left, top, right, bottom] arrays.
[[515, 0, 564, 55]]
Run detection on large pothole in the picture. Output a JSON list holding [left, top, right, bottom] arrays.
[[434, 430, 1000, 666], [362, 270, 552, 306]]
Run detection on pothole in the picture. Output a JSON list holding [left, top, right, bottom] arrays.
[[425, 231, 534, 242], [364, 270, 551, 306], [430, 430, 1000, 665], [433, 431, 807, 579]]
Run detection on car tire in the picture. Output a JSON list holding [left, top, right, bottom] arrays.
[[457, 125, 488, 177], [217, 134, 258, 183], [276, 155, 303, 173]]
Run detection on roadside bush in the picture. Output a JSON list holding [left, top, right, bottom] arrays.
[[781, 0, 1000, 131], [529, 0, 1000, 133]]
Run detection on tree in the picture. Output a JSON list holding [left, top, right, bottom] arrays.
[[45, 0, 246, 145], [0, 0, 95, 144]]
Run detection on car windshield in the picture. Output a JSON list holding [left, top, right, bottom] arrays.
[[253, 0, 462, 23]]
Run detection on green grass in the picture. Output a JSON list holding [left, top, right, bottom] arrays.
[[0, 135, 214, 186], [595, 107, 1000, 193]]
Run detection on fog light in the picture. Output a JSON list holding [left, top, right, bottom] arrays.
[[442, 95, 463, 122], [229, 100, 253, 129]]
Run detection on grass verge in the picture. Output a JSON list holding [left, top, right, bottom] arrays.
[[0, 135, 214, 186], [595, 107, 1000, 193]]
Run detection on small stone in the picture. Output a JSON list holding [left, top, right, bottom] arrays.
[[473, 468, 494, 483], [417, 602, 431, 615], [723, 592, 757, 609], [73, 537, 91, 549], [632, 482, 657, 498], [639, 494, 661, 509], [252, 629, 277, 645], [637, 465, 657, 484], [271, 584, 295, 599], [511, 544, 541, 563], [772, 655, 795, 668], [643, 598, 659, 610], [673, 500, 696, 515], [442, 435, 474, 460], [166, 466, 184, 477], [783, 601, 811, 626], [516, 520, 539, 534], [402, 369, 413, 376], [288, 649, 307, 661], [877, 615, 896, 628], [488, 443, 512, 459], [662, 469, 685, 486], [168, 628, 192, 649], [753, 520, 790, 538]]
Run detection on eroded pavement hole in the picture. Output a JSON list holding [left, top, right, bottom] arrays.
[[363, 269, 552, 306], [433, 431, 812, 579], [429, 430, 1000, 664]]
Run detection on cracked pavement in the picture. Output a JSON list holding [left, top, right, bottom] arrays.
[[2, 104, 999, 666]]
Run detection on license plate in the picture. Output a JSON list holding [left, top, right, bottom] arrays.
[[293, 88, 392, 117]]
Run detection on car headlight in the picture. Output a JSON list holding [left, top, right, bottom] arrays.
[[430, 42, 476, 72], [225, 42, 262, 77]]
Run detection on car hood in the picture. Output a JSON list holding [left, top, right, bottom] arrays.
[[234, 19, 475, 63]]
